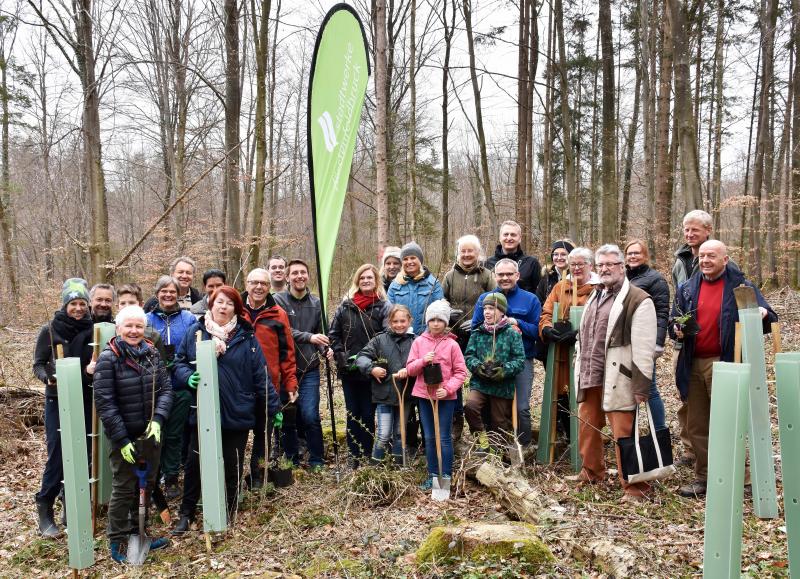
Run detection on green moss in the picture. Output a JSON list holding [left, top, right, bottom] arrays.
[[304, 556, 364, 577], [416, 523, 554, 572], [297, 511, 335, 529]]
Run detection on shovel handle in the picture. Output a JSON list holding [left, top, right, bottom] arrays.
[[772, 322, 781, 353]]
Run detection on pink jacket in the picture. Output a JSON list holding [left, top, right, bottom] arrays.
[[406, 331, 467, 400]]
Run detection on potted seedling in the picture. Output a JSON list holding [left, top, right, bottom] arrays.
[[374, 357, 389, 371], [672, 307, 699, 337], [268, 456, 295, 488]]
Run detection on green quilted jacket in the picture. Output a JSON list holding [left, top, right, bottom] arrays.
[[464, 323, 525, 399]]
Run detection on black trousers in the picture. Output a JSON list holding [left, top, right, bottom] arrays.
[[107, 437, 160, 543], [179, 428, 249, 519]]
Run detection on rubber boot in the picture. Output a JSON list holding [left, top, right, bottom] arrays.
[[35, 498, 60, 538], [110, 541, 127, 563]]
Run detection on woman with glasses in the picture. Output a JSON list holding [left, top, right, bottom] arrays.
[[538, 247, 597, 440], [535, 240, 575, 306], [624, 239, 669, 432]]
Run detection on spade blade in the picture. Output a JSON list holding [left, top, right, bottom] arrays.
[[734, 285, 758, 310]]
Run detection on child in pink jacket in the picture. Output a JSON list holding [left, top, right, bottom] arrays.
[[400, 299, 467, 488]]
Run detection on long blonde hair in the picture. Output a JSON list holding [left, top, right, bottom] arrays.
[[347, 264, 387, 301]]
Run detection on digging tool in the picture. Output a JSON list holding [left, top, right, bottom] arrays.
[[391, 374, 409, 467], [428, 386, 450, 501], [510, 390, 524, 466], [127, 455, 152, 565]]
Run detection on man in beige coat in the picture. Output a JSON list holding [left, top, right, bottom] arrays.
[[571, 244, 657, 502]]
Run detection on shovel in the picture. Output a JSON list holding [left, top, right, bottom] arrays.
[[428, 386, 450, 501], [391, 374, 409, 467], [127, 456, 152, 565]]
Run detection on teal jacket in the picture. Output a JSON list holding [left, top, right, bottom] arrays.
[[464, 323, 525, 399]]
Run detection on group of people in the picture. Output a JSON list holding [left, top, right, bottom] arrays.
[[31, 212, 778, 563]]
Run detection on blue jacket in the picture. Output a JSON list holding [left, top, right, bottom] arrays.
[[387, 268, 444, 335], [174, 316, 280, 431], [147, 307, 197, 390], [671, 264, 777, 399], [472, 285, 542, 359]]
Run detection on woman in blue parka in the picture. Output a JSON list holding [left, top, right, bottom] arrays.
[[387, 242, 443, 335], [171, 286, 281, 532]]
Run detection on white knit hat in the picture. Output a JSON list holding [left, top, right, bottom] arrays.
[[425, 299, 451, 325]]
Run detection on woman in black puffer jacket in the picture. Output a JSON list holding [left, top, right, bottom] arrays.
[[329, 264, 391, 467], [624, 239, 670, 432], [94, 305, 174, 563]]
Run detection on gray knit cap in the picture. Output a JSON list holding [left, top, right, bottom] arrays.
[[400, 242, 424, 263], [425, 299, 451, 325], [61, 278, 90, 307]]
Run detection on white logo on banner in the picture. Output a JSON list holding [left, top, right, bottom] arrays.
[[318, 111, 338, 152]]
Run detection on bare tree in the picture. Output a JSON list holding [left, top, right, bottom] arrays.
[[373, 0, 389, 246], [599, 0, 617, 242]]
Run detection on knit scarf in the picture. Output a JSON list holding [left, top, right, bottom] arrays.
[[352, 291, 380, 311], [204, 315, 238, 356], [482, 316, 509, 334], [115, 338, 151, 360], [51, 309, 93, 341]]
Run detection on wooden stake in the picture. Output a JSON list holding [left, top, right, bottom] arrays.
[[734, 322, 742, 364], [772, 322, 782, 354]]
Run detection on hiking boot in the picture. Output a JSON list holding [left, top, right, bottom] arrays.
[[35, 498, 60, 538], [678, 480, 707, 498], [419, 476, 433, 491], [164, 477, 181, 501], [110, 541, 127, 564], [172, 515, 192, 534], [150, 537, 170, 551]]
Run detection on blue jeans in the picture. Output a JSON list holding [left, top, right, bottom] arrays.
[[372, 404, 402, 462], [417, 397, 456, 477], [37, 394, 92, 503], [341, 376, 375, 461], [514, 359, 534, 445], [297, 370, 324, 466], [649, 368, 666, 431]]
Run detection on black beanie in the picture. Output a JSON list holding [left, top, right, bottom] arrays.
[[551, 240, 575, 256]]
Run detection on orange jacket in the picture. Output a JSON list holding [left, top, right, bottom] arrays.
[[242, 293, 298, 393]]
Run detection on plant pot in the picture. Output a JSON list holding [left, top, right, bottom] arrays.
[[423, 362, 443, 385], [374, 361, 389, 371], [268, 466, 294, 488], [681, 317, 700, 337]]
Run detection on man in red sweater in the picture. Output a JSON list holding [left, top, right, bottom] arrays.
[[243, 268, 298, 488], [671, 240, 777, 497]]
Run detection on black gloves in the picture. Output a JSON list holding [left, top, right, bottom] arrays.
[[542, 326, 562, 343]]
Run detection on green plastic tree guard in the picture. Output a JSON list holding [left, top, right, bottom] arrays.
[[94, 322, 116, 505], [195, 339, 227, 532], [537, 304, 558, 464], [739, 306, 778, 519], [775, 353, 800, 576], [703, 361, 750, 579], [568, 305, 584, 473], [55, 357, 94, 570]]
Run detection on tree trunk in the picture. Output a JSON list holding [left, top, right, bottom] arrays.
[[599, 0, 617, 243], [515, 0, 530, 245], [408, 0, 417, 237], [0, 31, 17, 297], [667, 0, 704, 213], [223, 0, 242, 279], [792, 0, 800, 286], [374, 0, 389, 246], [655, 0, 674, 260], [588, 32, 600, 246], [440, 0, 454, 261], [641, 0, 657, 257], [710, 0, 725, 232], [542, 5, 554, 248], [555, 0, 578, 241], [619, 23, 642, 239], [248, 0, 270, 272]]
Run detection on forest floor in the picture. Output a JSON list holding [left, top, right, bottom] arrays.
[[0, 287, 797, 578]]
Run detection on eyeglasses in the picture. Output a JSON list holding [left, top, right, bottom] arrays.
[[247, 280, 269, 286], [569, 263, 588, 270], [626, 251, 642, 256], [596, 262, 623, 270], [495, 272, 516, 278]]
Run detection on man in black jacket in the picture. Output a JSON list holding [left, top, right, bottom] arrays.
[[274, 260, 332, 470], [485, 220, 542, 294]]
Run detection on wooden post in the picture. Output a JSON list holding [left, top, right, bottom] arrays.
[[734, 322, 742, 363], [703, 362, 750, 578], [772, 322, 781, 353]]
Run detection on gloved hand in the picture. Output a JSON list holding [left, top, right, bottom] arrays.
[[273, 411, 284, 429], [188, 371, 201, 389], [542, 326, 562, 343], [459, 320, 473, 333], [144, 421, 161, 443], [653, 345, 665, 359], [334, 351, 347, 371], [557, 329, 579, 345], [488, 365, 505, 382], [121, 442, 137, 464]]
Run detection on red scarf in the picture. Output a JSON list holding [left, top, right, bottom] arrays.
[[352, 291, 380, 311]]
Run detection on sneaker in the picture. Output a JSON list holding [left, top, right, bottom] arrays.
[[150, 537, 170, 551], [419, 476, 433, 491], [678, 480, 707, 498], [110, 541, 127, 564]]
